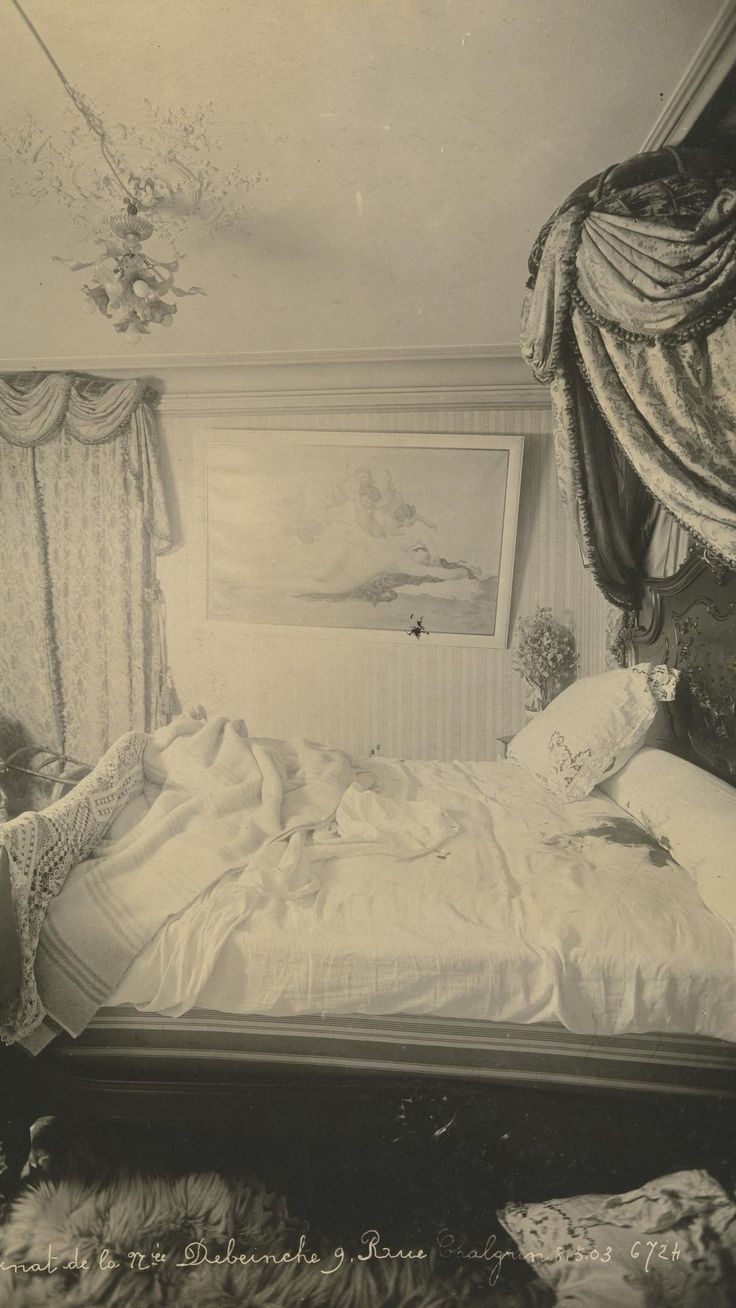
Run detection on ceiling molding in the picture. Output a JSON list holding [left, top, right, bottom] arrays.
[[156, 384, 549, 415], [0, 346, 550, 411], [640, 0, 736, 149], [0, 344, 524, 372]]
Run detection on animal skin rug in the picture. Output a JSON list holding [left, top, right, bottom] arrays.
[[0, 1170, 551, 1307]]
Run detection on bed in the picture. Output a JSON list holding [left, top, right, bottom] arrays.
[[2, 551, 734, 1115]]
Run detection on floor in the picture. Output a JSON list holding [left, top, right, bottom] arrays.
[[3, 1048, 736, 1261]]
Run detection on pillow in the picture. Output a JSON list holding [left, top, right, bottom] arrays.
[[600, 746, 736, 934], [507, 664, 678, 802], [498, 1169, 736, 1307]]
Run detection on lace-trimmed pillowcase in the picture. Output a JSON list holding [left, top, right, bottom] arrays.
[[507, 664, 678, 802]]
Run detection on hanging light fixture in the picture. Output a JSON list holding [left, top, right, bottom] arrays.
[[56, 206, 205, 337], [10, 0, 211, 337]]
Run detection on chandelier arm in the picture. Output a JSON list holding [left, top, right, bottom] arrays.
[[97, 138, 141, 206], [11, 0, 139, 205], [11, 0, 209, 334]]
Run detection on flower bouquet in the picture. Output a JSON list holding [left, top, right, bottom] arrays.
[[512, 606, 579, 714]]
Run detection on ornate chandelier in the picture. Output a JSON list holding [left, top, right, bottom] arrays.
[[56, 207, 205, 338], [8, 1, 258, 337]]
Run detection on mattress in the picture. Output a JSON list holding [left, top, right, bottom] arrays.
[[110, 756, 736, 1043]]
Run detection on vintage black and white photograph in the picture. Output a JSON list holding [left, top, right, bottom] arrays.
[[1, 2, 736, 1305]]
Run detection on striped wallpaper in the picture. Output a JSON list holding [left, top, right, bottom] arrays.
[[156, 401, 612, 761]]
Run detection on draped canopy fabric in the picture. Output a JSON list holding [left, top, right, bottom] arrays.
[[522, 148, 736, 608], [0, 372, 173, 760]]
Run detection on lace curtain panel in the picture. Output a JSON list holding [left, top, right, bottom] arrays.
[[521, 148, 736, 608], [0, 373, 173, 760]]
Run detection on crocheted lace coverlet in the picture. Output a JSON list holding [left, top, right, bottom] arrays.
[[0, 732, 147, 1044]]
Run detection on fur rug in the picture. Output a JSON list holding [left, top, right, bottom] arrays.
[[0, 1170, 552, 1307]]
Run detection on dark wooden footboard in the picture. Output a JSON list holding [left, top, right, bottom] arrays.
[[33, 1010, 736, 1110]]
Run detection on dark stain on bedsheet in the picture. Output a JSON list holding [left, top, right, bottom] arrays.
[[547, 818, 672, 867]]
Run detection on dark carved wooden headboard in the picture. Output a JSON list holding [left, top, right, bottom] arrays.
[[633, 552, 736, 785]]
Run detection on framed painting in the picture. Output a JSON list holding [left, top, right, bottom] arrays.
[[199, 429, 524, 647]]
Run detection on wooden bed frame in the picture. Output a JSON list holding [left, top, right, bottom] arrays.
[[10, 551, 736, 1113], [635, 550, 736, 786]]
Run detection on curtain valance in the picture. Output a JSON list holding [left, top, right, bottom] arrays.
[[0, 372, 153, 445], [0, 372, 170, 554], [522, 148, 736, 607]]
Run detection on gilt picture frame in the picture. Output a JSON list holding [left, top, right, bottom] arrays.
[[199, 429, 524, 647]]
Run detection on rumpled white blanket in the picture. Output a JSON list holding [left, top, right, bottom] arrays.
[[111, 754, 736, 1043], [30, 717, 358, 1041], [28, 717, 457, 1045]]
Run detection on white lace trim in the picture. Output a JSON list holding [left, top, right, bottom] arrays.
[[1, 731, 147, 1044], [636, 663, 680, 703]]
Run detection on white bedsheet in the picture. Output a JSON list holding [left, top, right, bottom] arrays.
[[110, 757, 736, 1042]]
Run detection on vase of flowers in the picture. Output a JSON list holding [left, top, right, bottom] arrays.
[[512, 607, 579, 715]]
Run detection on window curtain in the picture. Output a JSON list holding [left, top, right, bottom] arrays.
[[521, 148, 736, 609], [0, 372, 174, 760]]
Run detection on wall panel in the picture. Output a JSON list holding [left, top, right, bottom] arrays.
[[156, 400, 611, 761]]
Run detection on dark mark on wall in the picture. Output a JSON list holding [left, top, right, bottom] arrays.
[[408, 614, 428, 640]]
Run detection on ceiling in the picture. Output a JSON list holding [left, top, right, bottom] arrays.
[[0, 0, 724, 364]]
